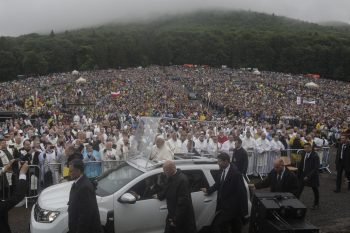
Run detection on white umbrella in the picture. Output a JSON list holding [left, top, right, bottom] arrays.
[[305, 82, 319, 89], [72, 70, 79, 75], [75, 77, 87, 83]]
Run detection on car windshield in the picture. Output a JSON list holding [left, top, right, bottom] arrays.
[[96, 163, 143, 197]]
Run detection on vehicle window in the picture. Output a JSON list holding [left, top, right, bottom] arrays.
[[128, 173, 167, 201], [210, 170, 221, 184], [182, 170, 209, 192], [96, 163, 143, 197]]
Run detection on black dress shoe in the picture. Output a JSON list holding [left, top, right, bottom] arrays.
[[334, 189, 341, 193]]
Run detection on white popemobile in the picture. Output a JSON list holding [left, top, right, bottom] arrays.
[[30, 118, 251, 233]]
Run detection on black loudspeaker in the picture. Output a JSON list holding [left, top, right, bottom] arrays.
[[249, 192, 319, 233]]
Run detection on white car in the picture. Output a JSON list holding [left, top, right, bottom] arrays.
[[30, 156, 251, 233]]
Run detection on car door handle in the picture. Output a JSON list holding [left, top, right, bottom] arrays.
[[159, 205, 167, 210], [204, 198, 213, 203]]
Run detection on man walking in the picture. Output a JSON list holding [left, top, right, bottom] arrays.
[[202, 153, 248, 233], [68, 159, 102, 233], [296, 143, 320, 210], [159, 160, 196, 233], [334, 135, 350, 193]]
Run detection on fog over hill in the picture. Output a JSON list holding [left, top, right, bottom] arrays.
[[1, 0, 350, 36]]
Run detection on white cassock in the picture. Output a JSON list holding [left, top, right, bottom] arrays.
[[166, 139, 183, 154], [179, 140, 189, 153], [221, 140, 235, 159], [194, 140, 208, 153], [242, 137, 256, 174], [149, 144, 174, 161], [207, 142, 222, 157], [255, 138, 271, 175], [116, 144, 131, 161]]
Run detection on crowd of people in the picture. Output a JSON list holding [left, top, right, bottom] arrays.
[[1, 65, 350, 233]]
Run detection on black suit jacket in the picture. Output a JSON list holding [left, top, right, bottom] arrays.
[[207, 164, 248, 219], [297, 151, 320, 187], [158, 170, 196, 232], [0, 178, 27, 233], [68, 175, 102, 233], [232, 147, 248, 175], [255, 167, 298, 195], [335, 142, 350, 172]]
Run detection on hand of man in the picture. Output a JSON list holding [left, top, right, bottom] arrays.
[[3, 159, 16, 173], [248, 184, 256, 190], [201, 188, 208, 195], [303, 177, 308, 182], [20, 162, 29, 175]]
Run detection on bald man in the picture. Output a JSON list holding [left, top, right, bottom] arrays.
[[158, 161, 196, 233], [250, 158, 298, 195], [149, 137, 174, 161]]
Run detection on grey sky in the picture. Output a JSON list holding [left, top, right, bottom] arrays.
[[1, 0, 350, 36]]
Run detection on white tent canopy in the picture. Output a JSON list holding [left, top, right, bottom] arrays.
[[305, 82, 319, 89], [253, 70, 261, 75], [75, 77, 86, 83], [72, 70, 79, 75]]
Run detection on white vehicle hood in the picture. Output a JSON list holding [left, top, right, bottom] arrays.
[[37, 181, 73, 211]]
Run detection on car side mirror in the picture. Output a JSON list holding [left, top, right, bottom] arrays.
[[119, 193, 137, 204]]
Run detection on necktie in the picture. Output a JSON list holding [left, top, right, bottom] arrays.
[[220, 169, 226, 185], [277, 173, 281, 182], [340, 144, 345, 159], [303, 153, 309, 172]]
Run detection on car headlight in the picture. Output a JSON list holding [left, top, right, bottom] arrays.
[[34, 204, 60, 223]]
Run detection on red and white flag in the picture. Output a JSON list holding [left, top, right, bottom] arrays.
[[111, 91, 121, 97]]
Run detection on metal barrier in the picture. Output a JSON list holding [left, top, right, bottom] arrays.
[[101, 160, 124, 173], [318, 147, 331, 174], [25, 165, 41, 208], [0, 164, 41, 208]]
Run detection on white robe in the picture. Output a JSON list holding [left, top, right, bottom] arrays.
[[149, 144, 174, 161]]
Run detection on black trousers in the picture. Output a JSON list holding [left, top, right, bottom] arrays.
[[296, 182, 319, 206], [211, 211, 242, 233], [336, 163, 350, 190]]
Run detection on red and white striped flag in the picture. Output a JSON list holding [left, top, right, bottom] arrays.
[[111, 91, 121, 97]]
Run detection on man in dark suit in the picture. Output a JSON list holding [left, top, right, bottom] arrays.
[[296, 143, 320, 210], [0, 160, 28, 233], [202, 152, 248, 233], [232, 138, 248, 176], [68, 159, 102, 233], [159, 160, 196, 233], [250, 158, 298, 195], [334, 135, 350, 192]]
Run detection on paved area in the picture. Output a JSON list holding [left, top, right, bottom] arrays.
[[8, 150, 350, 233]]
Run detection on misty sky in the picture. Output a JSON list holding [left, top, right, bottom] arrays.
[[1, 0, 350, 36]]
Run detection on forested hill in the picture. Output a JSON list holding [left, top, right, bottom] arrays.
[[1, 10, 350, 82]]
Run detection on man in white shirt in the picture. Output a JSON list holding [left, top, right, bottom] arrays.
[[207, 135, 222, 156], [221, 134, 235, 157], [102, 141, 119, 161], [149, 137, 174, 161], [116, 137, 131, 161], [270, 135, 285, 153], [195, 134, 208, 153], [166, 132, 183, 154], [255, 133, 271, 175]]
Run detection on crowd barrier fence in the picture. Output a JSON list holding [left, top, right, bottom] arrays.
[[0, 160, 125, 208]]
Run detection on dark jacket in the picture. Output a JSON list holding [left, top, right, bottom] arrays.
[[0, 178, 27, 233], [158, 169, 196, 233], [297, 151, 320, 187], [255, 167, 298, 195], [232, 147, 248, 175], [207, 164, 248, 219], [335, 142, 350, 172], [68, 175, 102, 233]]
